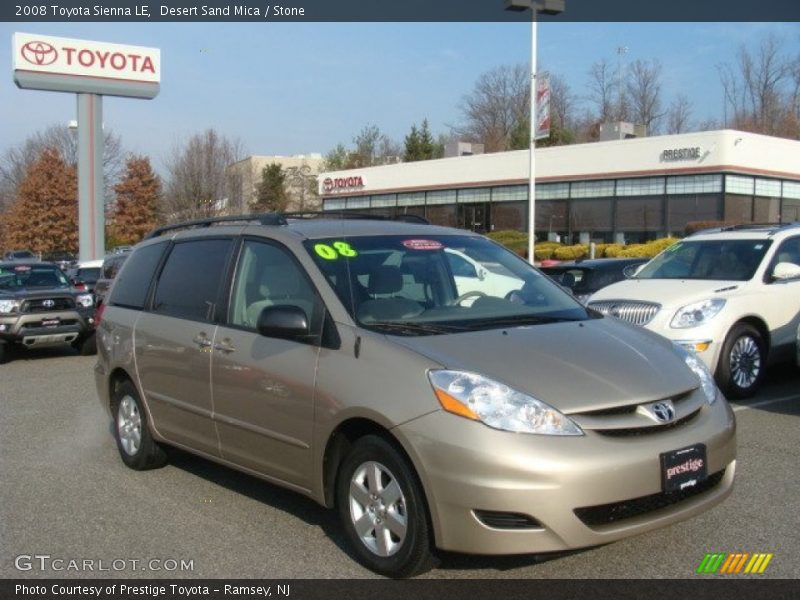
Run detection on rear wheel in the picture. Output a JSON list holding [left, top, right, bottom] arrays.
[[336, 435, 434, 578], [111, 380, 167, 470], [716, 323, 766, 399]]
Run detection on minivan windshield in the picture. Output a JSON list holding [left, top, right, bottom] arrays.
[[635, 239, 771, 281], [305, 235, 590, 335]]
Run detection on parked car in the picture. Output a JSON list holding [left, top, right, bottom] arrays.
[[94, 252, 129, 307], [3, 250, 38, 262], [96, 213, 735, 577], [540, 258, 650, 304], [0, 262, 97, 362], [68, 259, 104, 295], [42, 251, 77, 272], [589, 223, 800, 398]]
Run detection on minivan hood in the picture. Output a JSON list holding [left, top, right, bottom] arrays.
[[589, 278, 742, 308], [390, 318, 699, 414]]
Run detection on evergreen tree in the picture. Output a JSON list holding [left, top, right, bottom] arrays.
[[418, 119, 436, 159], [111, 156, 161, 245], [6, 147, 78, 254], [252, 164, 288, 213], [403, 125, 421, 162]]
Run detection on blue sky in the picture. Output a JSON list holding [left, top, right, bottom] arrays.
[[2, 22, 798, 172]]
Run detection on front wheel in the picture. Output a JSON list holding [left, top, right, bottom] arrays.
[[716, 323, 766, 399], [74, 332, 97, 356], [336, 435, 435, 578]]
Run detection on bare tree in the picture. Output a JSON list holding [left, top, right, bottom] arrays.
[[626, 59, 664, 134], [163, 129, 245, 221], [719, 34, 797, 137], [665, 94, 693, 134], [549, 73, 576, 132], [0, 124, 124, 210], [587, 58, 619, 124], [455, 64, 529, 152]]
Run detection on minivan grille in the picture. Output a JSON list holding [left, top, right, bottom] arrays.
[[588, 300, 660, 326], [574, 469, 725, 527], [21, 297, 75, 313]]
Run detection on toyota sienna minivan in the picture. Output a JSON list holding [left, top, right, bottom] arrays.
[[95, 213, 736, 577]]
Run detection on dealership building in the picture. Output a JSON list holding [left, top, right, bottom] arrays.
[[318, 130, 800, 243]]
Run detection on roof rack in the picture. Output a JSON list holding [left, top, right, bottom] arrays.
[[689, 222, 800, 237], [283, 211, 430, 225], [143, 213, 287, 239]]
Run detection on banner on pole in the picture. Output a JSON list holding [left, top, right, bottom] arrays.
[[535, 72, 551, 140]]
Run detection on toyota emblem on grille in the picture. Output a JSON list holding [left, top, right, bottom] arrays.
[[42, 299, 55, 308], [650, 400, 675, 423]]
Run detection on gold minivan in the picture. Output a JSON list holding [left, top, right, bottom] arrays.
[[95, 213, 736, 577]]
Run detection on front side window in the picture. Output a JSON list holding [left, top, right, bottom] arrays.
[[636, 239, 772, 281], [228, 240, 321, 334], [152, 239, 233, 322], [305, 235, 588, 336]]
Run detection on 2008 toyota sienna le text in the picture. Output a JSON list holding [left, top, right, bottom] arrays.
[[94, 213, 736, 577]]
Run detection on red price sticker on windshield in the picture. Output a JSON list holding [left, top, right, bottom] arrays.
[[402, 239, 443, 251], [14, 265, 31, 272]]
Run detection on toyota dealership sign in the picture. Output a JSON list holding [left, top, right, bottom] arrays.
[[13, 32, 160, 98]]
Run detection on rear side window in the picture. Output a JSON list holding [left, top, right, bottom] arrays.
[[153, 239, 234, 322], [109, 242, 168, 309]]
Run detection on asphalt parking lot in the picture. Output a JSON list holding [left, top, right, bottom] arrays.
[[1, 348, 798, 579]]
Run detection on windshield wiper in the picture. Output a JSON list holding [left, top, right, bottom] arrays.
[[364, 321, 465, 336], [464, 314, 583, 328]]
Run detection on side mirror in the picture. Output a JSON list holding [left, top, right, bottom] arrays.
[[771, 262, 800, 281], [477, 267, 486, 281], [257, 305, 310, 340]]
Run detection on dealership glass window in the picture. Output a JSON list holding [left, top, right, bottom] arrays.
[[426, 190, 457, 205], [725, 175, 755, 196], [782, 198, 800, 222], [666, 194, 722, 233], [397, 205, 427, 219], [397, 192, 425, 207], [724, 194, 753, 223], [569, 199, 613, 230], [366, 207, 396, 217], [371, 194, 397, 208], [323, 198, 346, 211], [755, 179, 781, 198], [346, 196, 370, 209], [753, 196, 780, 223], [535, 200, 568, 232], [491, 202, 526, 231], [570, 180, 615, 199], [458, 187, 491, 204], [666, 174, 723, 195], [425, 204, 458, 228], [783, 181, 800, 200], [492, 185, 528, 202], [615, 197, 664, 231], [536, 183, 569, 200], [616, 177, 665, 197]]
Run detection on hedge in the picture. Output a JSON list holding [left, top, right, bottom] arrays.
[[487, 230, 680, 260]]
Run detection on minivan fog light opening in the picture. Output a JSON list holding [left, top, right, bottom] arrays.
[[428, 370, 583, 436]]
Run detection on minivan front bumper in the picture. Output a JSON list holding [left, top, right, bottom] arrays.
[[395, 395, 736, 555]]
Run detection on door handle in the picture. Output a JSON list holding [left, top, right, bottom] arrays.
[[192, 334, 212, 348], [214, 339, 236, 354]]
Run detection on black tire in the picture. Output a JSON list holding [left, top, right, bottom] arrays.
[[111, 379, 167, 470], [336, 435, 435, 578], [75, 333, 97, 356], [715, 323, 766, 399]]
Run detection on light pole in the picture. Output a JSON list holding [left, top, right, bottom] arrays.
[[505, 0, 564, 264]]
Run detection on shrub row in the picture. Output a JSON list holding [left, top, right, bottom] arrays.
[[487, 230, 679, 260]]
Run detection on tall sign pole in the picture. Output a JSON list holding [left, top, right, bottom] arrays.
[[12, 33, 160, 261]]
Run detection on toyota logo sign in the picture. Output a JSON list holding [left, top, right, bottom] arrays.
[[42, 299, 56, 309], [21, 41, 58, 66], [323, 175, 365, 193]]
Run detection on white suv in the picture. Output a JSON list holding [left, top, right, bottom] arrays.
[[588, 224, 800, 398]]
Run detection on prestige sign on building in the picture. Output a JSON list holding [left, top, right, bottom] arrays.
[[13, 32, 160, 98]]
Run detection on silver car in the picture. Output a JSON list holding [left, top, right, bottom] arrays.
[[95, 214, 736, 577]]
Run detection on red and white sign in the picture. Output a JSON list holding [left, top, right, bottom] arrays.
[[321, 175, 366, 194], [13, 33, 160, 83], [535, 72, 551, 141], [402, 239, 443, 251]]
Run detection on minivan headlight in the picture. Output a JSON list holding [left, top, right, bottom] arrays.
[[670, 298, 726, 329], [0, 299, 21, 314], [673, 343, 717, 404], [428, 370, 583, 435], [76, 293, 94, 308]]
